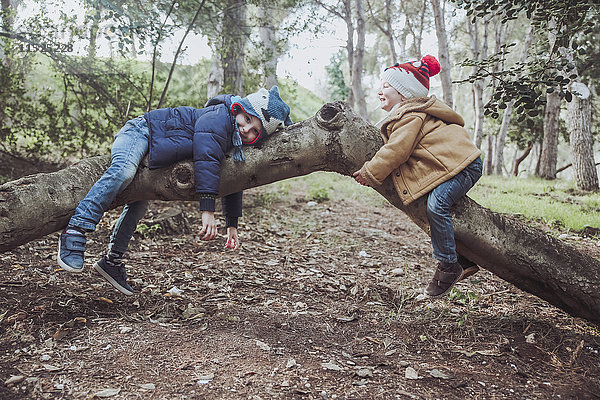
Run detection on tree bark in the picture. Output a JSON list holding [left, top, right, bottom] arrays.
[[1, 103, 600, 323], [257, 6, 279, 88], [467, 17, 488, 149], [538, 91, 561, 179], [431, 0, 453, 108], [352, 0, 367, 119], [493, 26, 533, 175], [513, 143, 533, 176], [566, 82, 599, 191], [220, 0, 246, 95], [343, 0, 355, 109], [207, 51, 222, 99], [538, 20, 560, 180]]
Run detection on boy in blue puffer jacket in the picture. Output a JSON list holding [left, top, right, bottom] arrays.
[[57, 86, 292, 295]]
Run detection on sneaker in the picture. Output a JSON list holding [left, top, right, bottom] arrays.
[[94, 256, 134, 295], [57, 229, 86, 272], [425, 261, 463, 297]]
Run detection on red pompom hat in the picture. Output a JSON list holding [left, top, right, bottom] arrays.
[[381, 55, 441, 99]]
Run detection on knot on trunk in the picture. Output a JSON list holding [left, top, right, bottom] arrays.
[[316, 102, 346, 130], [171, 162, 194, 191]]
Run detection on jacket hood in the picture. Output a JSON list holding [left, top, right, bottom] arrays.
[[204, 94, 233, 109], [385, 96, 464, 127]]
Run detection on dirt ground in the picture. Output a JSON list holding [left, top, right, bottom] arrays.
[[1, 178, 600, 399]]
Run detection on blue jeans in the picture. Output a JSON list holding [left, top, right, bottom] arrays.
[[69, 116, 150, 255], [426, 157, 483, 264]]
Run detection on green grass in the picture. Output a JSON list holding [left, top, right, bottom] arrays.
[[260, 173, 600, 236], [469, 176, 600, 233], [260, 171, 386, 207]]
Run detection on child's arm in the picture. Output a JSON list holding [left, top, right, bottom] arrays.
[[199, 211, 217, 240], [222, 192, 242, 251], [225, 227, 239, 250], [354, 114, 424, 187]]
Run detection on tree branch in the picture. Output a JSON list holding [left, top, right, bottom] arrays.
[[1, 103, 599, 323]]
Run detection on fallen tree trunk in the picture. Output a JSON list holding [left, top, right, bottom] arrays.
[[1, 102, 599, 323]]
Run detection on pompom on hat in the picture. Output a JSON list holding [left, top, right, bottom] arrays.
[[381, 55, 441, 99]]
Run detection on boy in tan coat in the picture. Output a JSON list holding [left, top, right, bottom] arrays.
[[353, 55, 483, 297]]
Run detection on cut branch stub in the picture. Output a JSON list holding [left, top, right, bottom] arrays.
[[171, 162, 195, 191], [316, 102, 346, 130]]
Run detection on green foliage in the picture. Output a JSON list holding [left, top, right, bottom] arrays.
[[308, 186, 330, 203], [452, 0, 599, 118], [469, 176, 600, 233], [325, 50, 349, 102], [506, 105, 545, 149], [448, 287, 479, 327], [135, 223, 162, 238]]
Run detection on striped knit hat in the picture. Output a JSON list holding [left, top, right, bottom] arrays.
[[381, 55, 441, 99], [230, 86, 292, 144]]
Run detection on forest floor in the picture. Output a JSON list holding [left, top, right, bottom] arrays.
[[1, 167, 600, 399]]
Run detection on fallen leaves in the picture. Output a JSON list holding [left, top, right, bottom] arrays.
[[93, 388, 121, 397], [52, 317, 87, 341]]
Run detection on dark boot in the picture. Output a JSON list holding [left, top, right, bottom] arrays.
[[457, 254, 479, 281], [425, 261, 463, 297]]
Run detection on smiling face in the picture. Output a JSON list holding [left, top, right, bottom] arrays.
[[379, 81, 405, 112], [235, 111, 263, 144]]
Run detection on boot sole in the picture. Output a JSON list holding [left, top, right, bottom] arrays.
[[94, 262, 134, 296], [458, 265, 480, 281]]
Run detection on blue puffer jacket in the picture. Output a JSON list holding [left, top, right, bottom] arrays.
[[144, 95, 242, 222], [145, 94, 235, 194]]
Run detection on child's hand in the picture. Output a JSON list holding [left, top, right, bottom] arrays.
[[353, 170, 370, 187], [225, 226, 240, 251], [199, 211, 217, 240]]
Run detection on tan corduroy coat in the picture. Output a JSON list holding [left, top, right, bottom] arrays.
[[360, 96, 481, 205]]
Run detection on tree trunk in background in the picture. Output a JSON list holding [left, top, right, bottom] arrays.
[[2, 102, 600, 324], [467, 17, 488, 149], [87, 4, 101, 58], [538, 20, 560, 180], [513, 143, 533, 176], [493, 106, 511, 175], [352, 0, 367, 118], [221, 0, 246, 95], [0, 0, 18, 138], [257, 6, 279, 88], [558, 40, 599, 192], [431, 0, 453, 108], [566, 82, 599, 191], [401, 0, 426, 57], [343, 0, 355, 109], [207, 51, 222, 99], [485, 133, 493, 174], [366, 0, 397, 65], [538, 91, 560, 178], [384, 0, 397, 63], [493, 26, 533, 175]]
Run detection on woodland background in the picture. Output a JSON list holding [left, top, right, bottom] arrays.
[[0, 0, 598, 190], [1, 1, 600, 399]]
